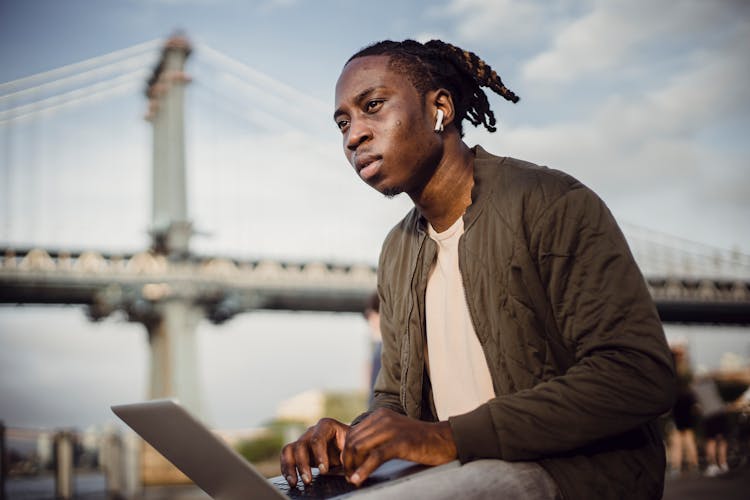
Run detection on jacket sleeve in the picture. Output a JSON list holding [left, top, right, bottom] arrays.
[[351, 251, 406, 426], [449, 184, 676, 461]]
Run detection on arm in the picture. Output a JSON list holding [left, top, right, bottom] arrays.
[[449, 185, 676, 461], [343, 408, 456, 486], [344, 241, 458, 484], [729, 387, 750, 411]]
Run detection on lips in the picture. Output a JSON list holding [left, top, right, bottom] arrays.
[[354, 154, 382, 181]]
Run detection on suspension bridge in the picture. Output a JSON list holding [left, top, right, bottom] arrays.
[[1, 35, 750, 417]]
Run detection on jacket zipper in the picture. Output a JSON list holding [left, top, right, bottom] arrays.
[[401, 231, 427, 412]]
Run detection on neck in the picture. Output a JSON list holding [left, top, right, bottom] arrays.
[[408, 136, 474, 232]]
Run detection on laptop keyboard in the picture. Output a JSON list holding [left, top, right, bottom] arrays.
[[271, 470, 360, 499]]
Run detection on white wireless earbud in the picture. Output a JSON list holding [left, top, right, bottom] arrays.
[[434, 109, 444, 132]]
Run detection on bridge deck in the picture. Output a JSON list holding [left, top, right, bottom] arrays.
[[2, 248, 749, 325]]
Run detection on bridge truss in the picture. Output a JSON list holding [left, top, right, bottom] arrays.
[[1, 247, 748, 325]]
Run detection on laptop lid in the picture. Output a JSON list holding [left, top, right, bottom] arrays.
[[112, 399, 285, 500]]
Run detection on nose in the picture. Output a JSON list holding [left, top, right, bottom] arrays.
[[345, 118, 371, 152]]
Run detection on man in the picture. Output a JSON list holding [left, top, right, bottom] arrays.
[[280, 39, 676, 499]]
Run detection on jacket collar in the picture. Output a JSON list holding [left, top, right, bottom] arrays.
[[414, 144, 501, 234], [465, 144, 500, 230]]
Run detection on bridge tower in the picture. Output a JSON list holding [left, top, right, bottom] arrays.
[[142, 35, 202, 417]]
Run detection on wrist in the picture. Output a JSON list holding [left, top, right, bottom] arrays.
[[436, 421, 458, 459]]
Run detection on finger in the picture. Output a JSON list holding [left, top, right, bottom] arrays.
[[330, 429, 346, 468], [345, 408, 395, 445], [343, 427, 390, 476], [345, 418, 384, 446], [309, 423, 338, 474], [341, 435, 359, 475], [279, 444, 298, 487], [293, 442, 314, 485], [335, 423, 348, 456], [348, 448, 389, 487]]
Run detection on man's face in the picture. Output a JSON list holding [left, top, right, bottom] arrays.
[[334, 55, 442, 197]]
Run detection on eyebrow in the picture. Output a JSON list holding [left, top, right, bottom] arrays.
[[333, 86, 381, 121]]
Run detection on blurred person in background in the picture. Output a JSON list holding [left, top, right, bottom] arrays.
[[280, 39, 676, 499], [729, 385, 750, 414], [667, 340, 699, 476], [692, 376, 731, 476], [728, 385, 750, 468], [362, 291, 382, 405]]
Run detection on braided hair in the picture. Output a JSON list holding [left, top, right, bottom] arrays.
[[348, 39, 519, 137]]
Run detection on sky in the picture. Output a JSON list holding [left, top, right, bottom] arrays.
[[0, 0, 749, 433]]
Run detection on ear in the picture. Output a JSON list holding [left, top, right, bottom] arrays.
[[428, 89, 455, 129]]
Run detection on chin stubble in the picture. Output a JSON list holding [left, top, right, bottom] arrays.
[[382, 187, 403, 198]]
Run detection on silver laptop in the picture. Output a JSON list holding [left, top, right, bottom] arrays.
[[112, 399, 456, 499]]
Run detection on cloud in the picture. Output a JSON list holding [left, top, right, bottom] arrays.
[[521, 0, 748, 83], [464, 13, 750, 250], [431, 0, 570, 45], [257, 0, 300, 12], [137, 0, 228, 5], [479, 44, 750, 192], [477, 41, 749, 180], [473, 117, 749, 250], [414, 32, 446, 44]]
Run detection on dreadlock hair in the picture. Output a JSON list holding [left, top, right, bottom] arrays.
[[347, 39, 519, 137]]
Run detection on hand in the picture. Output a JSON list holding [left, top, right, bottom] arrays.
[[280, 418, 350, 487], [342, 408, 457, 486]]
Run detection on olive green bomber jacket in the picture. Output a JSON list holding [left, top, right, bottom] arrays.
[[365, 146, 676, 499]]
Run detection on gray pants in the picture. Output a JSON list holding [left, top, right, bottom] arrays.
[[352, 460, 559, 499]]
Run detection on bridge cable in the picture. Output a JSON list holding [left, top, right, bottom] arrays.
[[0, 70, 149, 125], [0, 52, 155, 105], [0, 39, 161, 93], [193, 42, 328, 115]]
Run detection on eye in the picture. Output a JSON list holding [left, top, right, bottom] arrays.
[[365, 99, 384, 112], [336, 119, 350, 131]]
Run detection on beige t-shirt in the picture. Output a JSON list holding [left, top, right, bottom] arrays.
[[426, 216, 495, 420]]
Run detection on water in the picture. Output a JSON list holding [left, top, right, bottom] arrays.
[[5, 473, 210, 499], [0, 308, 747, 432], [6, 472, 106, 500]]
